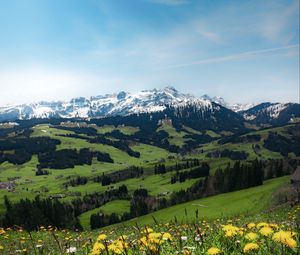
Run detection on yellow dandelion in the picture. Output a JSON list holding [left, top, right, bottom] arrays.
[[207, 247, 221, 255], [139, 236, 148, 246], [162, 232, 172, 241], [97, 234, 107, 241], [149, 232, 162, 239], [108, 243, 123, 254], [268, 223, 278, 229], [287, 231, 297, 237], [284, 238, 297, 249], [225, 230, 237, 237], [259, 227, 273, 236], [222, 224, 239, 232], [91, 242, 105, 255], [243, 243, 259, 253], [245, 232, 258, 241], [247, 223, 256, 229], [145, 227, 153, 233], [272, 231, 292, 243], [256, 222, 268, 228]]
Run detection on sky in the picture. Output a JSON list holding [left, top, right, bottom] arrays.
[[0, 0, 299, 105]]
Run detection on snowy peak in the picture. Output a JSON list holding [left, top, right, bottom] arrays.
[[200, 94, 257, 112], [0, 86, 213, 121], [200, 95, 228, 107], [230, 103, 258, 113], [0, 87, 298, 124], [241, 102, 300, 125]]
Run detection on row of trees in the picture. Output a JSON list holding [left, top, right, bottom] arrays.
[[154, 159, 202, 175], [1, 184, 129, 230], [64, 166, 144, 188], [0, 136, 60, 165], [93, 166, 144, 186], [207, 149, 248, 160], [171, 163, 210, 183], [1, 196, 81, 230], [38, 148, 113, 169], [264, 132, 300, 157], [66, 176, 88, 187], [218, 134, 261, 145], [89, 135, 140, 158]]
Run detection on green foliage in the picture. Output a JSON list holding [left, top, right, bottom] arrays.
[[113, 176, 289, 227]]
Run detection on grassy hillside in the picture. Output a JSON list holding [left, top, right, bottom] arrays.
[[109, 176, 289, 228], [0, 176, 297, 255], [0, 121, 298, 226], [79, 200, 131, 230], [1, 203, 299, 255], [0, 120, 299, 255]]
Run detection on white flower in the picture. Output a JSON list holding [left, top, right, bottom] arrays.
[[181, 236, 188, 241], [36, 244, 43, 248], [66, 247, 77, 254], [195, 236, 201, 241]]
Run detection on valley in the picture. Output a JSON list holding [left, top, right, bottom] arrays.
[[0, 105, 299, 229]]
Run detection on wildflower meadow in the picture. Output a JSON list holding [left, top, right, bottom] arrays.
[[0, 206, 298, 255]]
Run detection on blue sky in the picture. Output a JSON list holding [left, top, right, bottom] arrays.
[[0, 0, 299, 105]]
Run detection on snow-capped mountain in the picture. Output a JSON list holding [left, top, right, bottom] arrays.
[[200, 94, 258, 112], [200, 95, 229, 108], [0, 86, 298, 124], [0, 87, 213, 121], [230, 103, 258, 113], [241, 102, 300, 125]]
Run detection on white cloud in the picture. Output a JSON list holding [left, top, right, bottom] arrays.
[[164, 44, 300, 69], [260, 0, 299, 43], [196, 26, 222, 43]]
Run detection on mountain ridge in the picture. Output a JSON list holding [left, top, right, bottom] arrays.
[[0, 86, 298, 124]]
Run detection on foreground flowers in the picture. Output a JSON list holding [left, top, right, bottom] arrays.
[[207, 247, 222, 255], [88, 219, 298, 254], [243, 243, 259, 253], [0, 206, 299, 254], [272, 230, 297, 249]]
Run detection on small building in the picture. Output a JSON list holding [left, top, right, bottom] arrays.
[[0, 181, 16, 191]]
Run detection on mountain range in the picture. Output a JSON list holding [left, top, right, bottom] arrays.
[[0, 86, 299, 126]]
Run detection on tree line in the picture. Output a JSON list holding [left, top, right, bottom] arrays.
[[154, 159, 202, 174], [207, 149, 248, 160], [171, 163, 210, 183], [38, 148, 113, 169], [1, 158, 297, 230], [93, 166, 143, 186], [264, 131, 300, 157], [0, 136, 60, 165], [0, 184, 129, 231]]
